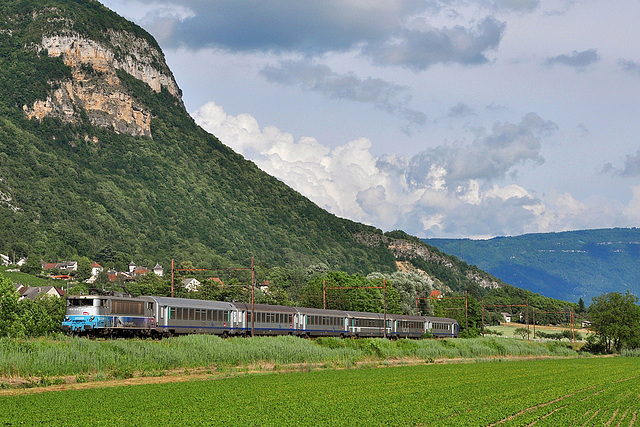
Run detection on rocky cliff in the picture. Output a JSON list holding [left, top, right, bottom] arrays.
[[356, 231, 503, 290], [23, 25, 182, 138]]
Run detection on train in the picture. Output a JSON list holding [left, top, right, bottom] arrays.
[[62, 294, 459, 339]]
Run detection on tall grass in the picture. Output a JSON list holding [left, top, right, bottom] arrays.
[[0, 335, 579, 379], [621, 348, 640, 357]]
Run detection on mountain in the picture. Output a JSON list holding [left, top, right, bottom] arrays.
[[0, 0, 511, 301], [0, 0, 396, 272], [423, 228, 640, 303]]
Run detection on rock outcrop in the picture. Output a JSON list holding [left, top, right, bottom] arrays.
[[356, 231, 503, 290], [23, 31, 183, 138]]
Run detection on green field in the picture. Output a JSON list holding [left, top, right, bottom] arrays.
[[0, 357, 638, 426], [486, 324, 590, 340]]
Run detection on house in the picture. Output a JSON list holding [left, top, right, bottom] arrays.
[[17, 286, 65, 300], [83, 262, 104, 284], [429, 290, 443, 299], [582, 320, 592, 329], [153, 263, 163, 277], [181, 278, 201, 292], [41, 260, 78, 272], [502, 312, 512, 323], [128, 262, 162, 277], [91, 262, 103, 277], [133, 266, 150, 277], [0, 253, 9, 266]]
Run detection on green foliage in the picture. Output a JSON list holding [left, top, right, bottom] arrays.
[[300, 271, 400, 313], [0, 273, 64, 337], [74, 256, 91, 282], [513, 327, 529, 339], [588, 291, 640, 353], [20, 256, 42, 276], [483, 284, 578, 326]]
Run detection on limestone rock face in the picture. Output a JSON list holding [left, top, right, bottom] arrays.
[[23, 31, 183, 138]]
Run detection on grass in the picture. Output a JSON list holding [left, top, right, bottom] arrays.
[[487, 323, 591, 340], [0, 267, 61, 288], [1, 357, 638, 426], [0, 335, 581, 385]]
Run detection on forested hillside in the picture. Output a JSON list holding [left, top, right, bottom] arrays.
[[0, 0, 395, 273], [424, 228, 640, 303]]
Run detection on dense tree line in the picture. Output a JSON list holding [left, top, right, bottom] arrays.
[[586, 291, 640, 353], [0, 274, 65, 337]]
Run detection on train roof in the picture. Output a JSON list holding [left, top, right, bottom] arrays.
[[146, 296, 237, 310], [425, 316, 458, 323], [294, 306, 348, 317], [232, 303, 298, 313]]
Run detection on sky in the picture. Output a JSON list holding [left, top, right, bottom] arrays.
[[99, 0, 640, 239]]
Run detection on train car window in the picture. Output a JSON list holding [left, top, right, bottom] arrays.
[[224, 311, 229, 322], [169, 307, 175, 320]]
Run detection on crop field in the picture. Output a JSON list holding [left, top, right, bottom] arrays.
[[1, 357, 638, 426]]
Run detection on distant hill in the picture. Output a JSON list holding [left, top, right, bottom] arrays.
[[424, 228, 640, 303]]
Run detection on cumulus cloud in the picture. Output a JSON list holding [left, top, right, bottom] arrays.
[[602, 148, 640, 177], [619, 59, 640, 76], [194, 102, 586, 237], [399, 112, 556, 187], [493, 0, 540, 12], [364, 16, 505, 70], [544, 49, 599, 70], [446, 102, 476, 118], [260, 61, 426, 128]]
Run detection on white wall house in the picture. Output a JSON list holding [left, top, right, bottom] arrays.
[[181, 278, 201, 292]]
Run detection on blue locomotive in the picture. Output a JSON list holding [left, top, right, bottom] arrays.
[[62, 294, 459, 339]]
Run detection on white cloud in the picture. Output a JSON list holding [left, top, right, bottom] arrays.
[[624, 186, 640, 223], [194, 101, 617, 238]]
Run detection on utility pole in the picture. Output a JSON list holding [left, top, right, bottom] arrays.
[[251, 257, 255, 337], [383, 278, 387, 339], [171, 258, 174, 298]]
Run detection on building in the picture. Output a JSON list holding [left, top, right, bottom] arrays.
[[16, 285, 65, 300], [41, 260, 78, 272], [90, 262, 103, 277], [429, 290, 443, 299], [181, 278, 201, 292], [153, 263, 163, 277], [502, 312, 512, 323]]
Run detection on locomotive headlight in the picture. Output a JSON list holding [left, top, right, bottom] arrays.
[[65, 316, 70, 321], [89, 315, 95, 321]]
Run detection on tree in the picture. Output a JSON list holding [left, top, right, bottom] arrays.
[[578, 298, 585, 313], [514, 327, 529, 339], [75, 256, 92, 282], [20, 256, 42, 275], [589, 291, 640, 353], [0, 274, 20, 336]]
